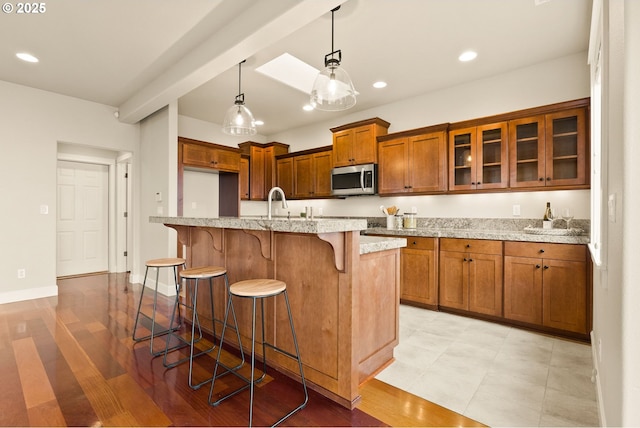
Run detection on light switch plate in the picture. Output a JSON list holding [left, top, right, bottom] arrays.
[[608, 193, 616, 222], [512, 204, 521, 216]]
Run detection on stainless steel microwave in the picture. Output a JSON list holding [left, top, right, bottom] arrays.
[[331, 164, 377, 196]]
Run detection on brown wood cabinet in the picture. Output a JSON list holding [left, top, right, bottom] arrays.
[[439, 238, 503, 317], [180, 137, 241, 172], [276, 157, 294, 199], [240, 155, 250, 200], [509, 107, 588, 188], [293, 148, 333, 198], [331, 118, 390, 167], [239, 141, 289, 200], [449, 122, 508, 191], [277, 147, 333, 199], [177, 137, 241, 217], [400, 237, 438, 308], [504, 241, 589, 335], [378, 125, 448, 195]]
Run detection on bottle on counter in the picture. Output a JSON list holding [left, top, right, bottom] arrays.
[[543, 202, 553, 229]]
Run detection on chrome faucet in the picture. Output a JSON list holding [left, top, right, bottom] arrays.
[[267, 186, 288, 220]]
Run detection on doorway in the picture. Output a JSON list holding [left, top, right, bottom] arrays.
[[56, 145, 132, 278], [56, 160, 109, 276]]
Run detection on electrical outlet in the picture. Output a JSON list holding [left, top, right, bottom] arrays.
[[17, 269, 26, 279], [512, 204, 521, 216]]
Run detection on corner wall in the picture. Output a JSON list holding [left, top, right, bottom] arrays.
[[0, 81, 139, 304]]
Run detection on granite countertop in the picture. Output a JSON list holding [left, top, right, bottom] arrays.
[[150, 216, 368, 234], [365, 227, 590, 245], [359, 236, 407, 255]]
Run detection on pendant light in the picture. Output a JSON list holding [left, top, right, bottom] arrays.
[[222, 60, 257, 136], [310, 6, 356, 111]]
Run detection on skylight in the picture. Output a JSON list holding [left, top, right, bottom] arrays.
[[255, 53, 319, 94]]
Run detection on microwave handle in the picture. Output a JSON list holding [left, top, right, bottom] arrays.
[[360, 168, 365, 191]]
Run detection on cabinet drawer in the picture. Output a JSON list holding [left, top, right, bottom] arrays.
[[504, 241, 586, 261], [440, 238, 502, 254], [404, 237, 436, 251]]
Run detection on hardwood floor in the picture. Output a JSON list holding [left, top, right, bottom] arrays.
[[0, 273, 483, 427]]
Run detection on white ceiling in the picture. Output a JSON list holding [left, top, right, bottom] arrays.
[[1, 0, 591, 136]]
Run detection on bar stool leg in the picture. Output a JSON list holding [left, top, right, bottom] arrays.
[[272, 290, 308, 427], [133, 265, 181, 355]]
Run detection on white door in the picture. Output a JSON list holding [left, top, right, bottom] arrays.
[[57, 161, 109, 277]]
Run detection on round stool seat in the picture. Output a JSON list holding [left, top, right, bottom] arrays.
[[230, 279, 286, 298], [146, 257, 186, 268], [180, 266, 227, 279]]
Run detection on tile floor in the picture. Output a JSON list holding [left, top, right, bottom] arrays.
[[376, 305, 600, 427]]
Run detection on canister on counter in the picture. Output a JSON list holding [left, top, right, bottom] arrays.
[[403, 212, 417, 229], [394, 215, 403, 229]]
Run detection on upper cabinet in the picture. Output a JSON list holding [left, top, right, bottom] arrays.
[[276, 146, 333, 199], [509, 107, 588, 188], [449, 122, 509, 191], [378, 124, 448, 195], [238, 142, 289, 200], [180, 137, 241, 173], [331, 118, 390, 167]]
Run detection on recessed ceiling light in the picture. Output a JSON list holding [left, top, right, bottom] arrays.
[[373, 81, 387, 89], [16, 52, 39, 63], [302, 104, 314, 112], [458, 51, 478, 62], [254, 120, 264, 126]]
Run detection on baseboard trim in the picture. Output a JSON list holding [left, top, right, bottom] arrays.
[[128, 274, 177, 297], [591, 330, 607, 427], [0, 285, 58, 305]]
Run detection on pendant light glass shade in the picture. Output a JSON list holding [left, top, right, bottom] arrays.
[[222, 61, 257, 136], [310, 6, 356, 111], [310, 60, 356, 111], [222, 94, 256, 136]]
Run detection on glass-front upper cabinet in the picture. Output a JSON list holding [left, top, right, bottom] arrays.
[[449, 122, 508, 191], [509, 108, 587, 188]]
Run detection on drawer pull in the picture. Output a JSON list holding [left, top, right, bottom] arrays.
[[539, 249, 545, 253], [412, 241, 417, 245], [466, 244, 471, 248]]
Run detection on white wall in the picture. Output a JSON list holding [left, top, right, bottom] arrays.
[[137, 103, 181, 295], [592, 0, 640, 425], [183, 170, 220, 217], [621, 2, 640, 423], [0, 81, 139, 304]]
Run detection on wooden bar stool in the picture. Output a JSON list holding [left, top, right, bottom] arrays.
[[163, 266, 243, 390], [208, 279, 308, 427], [132, 257, 185, 356]]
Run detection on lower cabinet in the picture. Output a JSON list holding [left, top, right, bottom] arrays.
[[439, 238, 503, 317], [504, 241, 589, 335], [400, 237, 438, 308]]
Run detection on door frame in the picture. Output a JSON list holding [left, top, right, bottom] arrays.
[[57, 151, 132, 274]]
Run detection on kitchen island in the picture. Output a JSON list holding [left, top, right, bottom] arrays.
[[150, 216, 406, 409]]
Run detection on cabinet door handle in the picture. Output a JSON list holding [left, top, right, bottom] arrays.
[[544, 265, 549, 269], [477, 182, 481, 185], [536, 264, 541, 268], [471, 182, 476, 185], [463, 258, 468, 262], [539, 177, 544, 181], [546, 177, 552, 181], [469, 258, 473, 262]]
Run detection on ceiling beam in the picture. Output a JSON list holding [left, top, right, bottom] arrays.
[[117, 0, 347, 124]]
